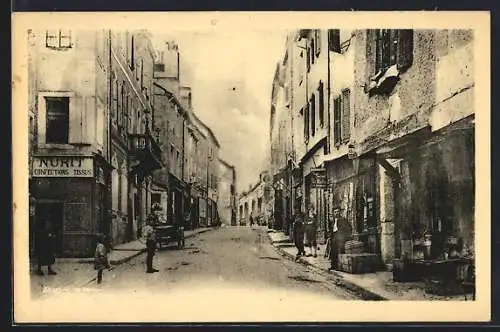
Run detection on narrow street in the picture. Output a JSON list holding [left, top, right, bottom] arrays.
[[91, 227, 356, 299]]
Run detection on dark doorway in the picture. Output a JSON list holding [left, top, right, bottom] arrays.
[[35, 202, 64, 255]]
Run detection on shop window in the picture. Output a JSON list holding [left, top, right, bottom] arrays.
[[333, 89, 351, 146], [45, 96, 69, 144], [112, 169, 119, 211], [374, 29, 413, 74], [46, 30, 72, 49]]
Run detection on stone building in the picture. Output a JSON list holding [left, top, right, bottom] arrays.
[[268, 28, 475, 275], [217, 158, 237, 226], [28, 29, 163, 257]]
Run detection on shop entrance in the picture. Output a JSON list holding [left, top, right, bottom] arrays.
[[35, 202, 64, 255]]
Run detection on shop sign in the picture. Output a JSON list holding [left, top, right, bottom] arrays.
[[32, 156, 94, 178]]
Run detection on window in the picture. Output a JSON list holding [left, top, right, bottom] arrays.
[[310, 38, 315, 65], [46, 30, 72, 48], [120, 83, 125, 128], [315, 30, 321, 56], [304, 104, 310, 141], [318, 81, 324, 126], [333, 89, 351, 146], [113, 78, 118, 121], [141, 60, 144, 87], [45, 97, 69, 144], [121, 166, 128, 214], [111, 169, 119, 211], [333, 97, 341, 145], [341, 89, 351, 142], [375, 29, 413, 73], [328, 29, 341, 53], [154, 63, 164, 73], [130, 36, 135, 70], [306, 43, 311, 72], [310, 94, 316, 137]]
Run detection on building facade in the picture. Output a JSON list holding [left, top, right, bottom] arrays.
[[217, 159, 237, 226], [28, 30, 228, 258], [268, 28, 475, 274], [28, 29, 163, 257]]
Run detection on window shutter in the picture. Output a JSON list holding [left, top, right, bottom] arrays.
[[306, 43, 311, 72], [319, 82, 324, 126], [67, 97, 83, 144], [397, 29, 414, 72], [304, 105, 309, 140], [389, 30, 399, 66], [381, 29, 391, 70], [311, 38, 315, 64], [311, 95, 316, 137], [316, 30, 321, 55], [341, 89, 351, 142], [333, 97, 341, 145], [328, 29, 341, 53]]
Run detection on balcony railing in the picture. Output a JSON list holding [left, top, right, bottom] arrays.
[[129, 132, 164, 175]]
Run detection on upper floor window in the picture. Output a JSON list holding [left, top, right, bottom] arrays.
[[303, 105, 310, 142], [318, 81, 325, 127], [328, 29, 341, 53], [46, 30, 72, 49], [45, 97, 69, 144], [333, 89, 351, 146], [375, 29, 413, 74], [315, 30, 321, 56], [310, 94, 316, 137]]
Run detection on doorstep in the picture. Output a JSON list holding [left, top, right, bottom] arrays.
[[267, 231, 473, 301]]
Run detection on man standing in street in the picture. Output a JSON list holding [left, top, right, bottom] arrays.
[[142, 216, 159, 273], [328, 209, 340, 271]]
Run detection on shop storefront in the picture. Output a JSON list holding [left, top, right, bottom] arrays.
[[325, 154, 379, 255], [168, 173, 185, 227], [30, 155, 111, 258]]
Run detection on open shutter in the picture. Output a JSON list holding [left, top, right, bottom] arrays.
[[389, 30, 399, 66], [397, 29, 414, 72], [67, 97, 83, 144], [315, 30, 321, 55], [319, 82, 324, 126], [311, 95, 316, 137], [333, 97, 341, 145], [306, 41, 311, 72], [341, 89, 351, 142], [328, 29, 341, 53]]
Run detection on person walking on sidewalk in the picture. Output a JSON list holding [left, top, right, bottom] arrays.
[[304, 204, 318, 257], [34, 219, 57, 276], [293, 211, 306, 260], [141, 216, 159, 273], [328, 209, 340, 270], [94, 234, 109, 284]]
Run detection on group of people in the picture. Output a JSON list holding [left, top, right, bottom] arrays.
[[34, 215, 161, 285], [292, 204, 350, 271]]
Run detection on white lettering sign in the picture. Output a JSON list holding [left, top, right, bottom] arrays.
[[32, 156, 94, 178]]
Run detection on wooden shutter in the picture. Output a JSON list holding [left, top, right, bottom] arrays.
[[333, 97, 341, 145], [306, 42, 311, 72], [381, 29, 391, 70], [315, 30, 321, 55], [341, 89, 351, 142], [311, 95, 316, 137], [319, 82, 324, 126], [389, 30, 399, 66], [397, 29, 414, 72], [311, 38, 315, 64], [328, 29, 341, 53]]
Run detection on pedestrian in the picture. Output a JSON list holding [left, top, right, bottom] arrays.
[[328, 209, 340, 270], [141, 216, 159, 273], [304, 203, 318, 257], [293, 211, 306, 260], [94, 233, 108, 284], [249, 212, 254, 226], [34, 219, 57, 276]]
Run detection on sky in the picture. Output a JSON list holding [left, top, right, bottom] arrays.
[[152, 30, 288, 192]]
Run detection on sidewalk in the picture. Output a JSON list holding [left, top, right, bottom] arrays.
[[30, 227, 214, 293], [267, 230, 472, 301]]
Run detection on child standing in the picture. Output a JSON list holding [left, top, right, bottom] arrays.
[[94, 234, 108, 284]]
